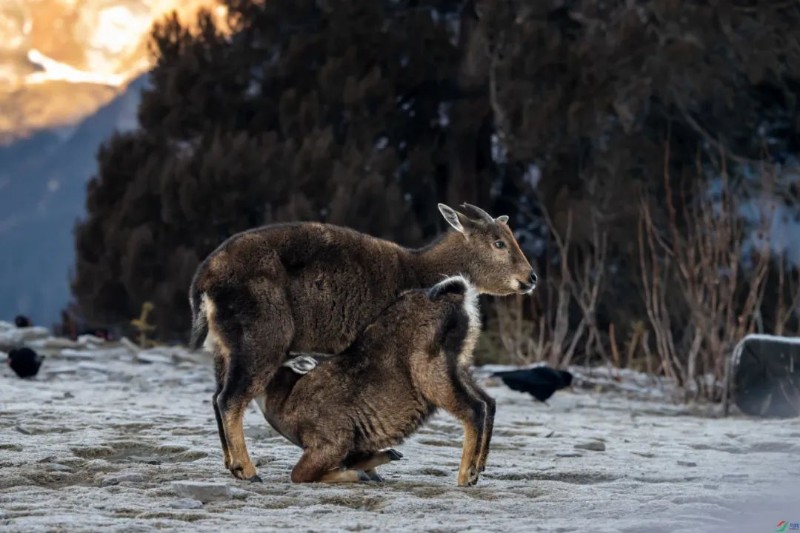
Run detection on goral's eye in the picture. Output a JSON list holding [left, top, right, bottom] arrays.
[[494, 240, 506, 249]]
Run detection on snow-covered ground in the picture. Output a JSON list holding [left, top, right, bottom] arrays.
[[0, 324, 797, 533]]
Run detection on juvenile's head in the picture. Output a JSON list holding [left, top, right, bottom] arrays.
[[437, 203, 537, 296]]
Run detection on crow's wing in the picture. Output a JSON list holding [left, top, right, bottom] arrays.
[[493, 369, 552, 386], [496, 374, 537, 394]]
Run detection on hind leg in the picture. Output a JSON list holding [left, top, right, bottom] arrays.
[[426, 381, 486, 486], [459, 369, 496, 472], [291, 448, 371, 484], [216, 360, 261, 481], [213, 281, 294, 482], [212, 354, 232, 469]]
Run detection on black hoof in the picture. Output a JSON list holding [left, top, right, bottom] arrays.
[[386, 448, 403, 461], [468, 467, 479, 486], [247, 474, 263, 483], [367, 471, 384, 482], [357, 470, 371, 482]]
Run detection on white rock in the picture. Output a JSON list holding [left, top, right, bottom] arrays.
[[101, 472, 145, 486], [136, 351, 173, 365], [0, 326, 52, 350], [76, 361, 112, 373], [171, 481, 232, 502], [78, 334, 107, 346], [60, 349, 99, 360], [28, 337, 82, 350]]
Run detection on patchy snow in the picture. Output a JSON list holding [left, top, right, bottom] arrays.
[[490, 133, 507, 165], [374, 136, 389, 151], [26, 49, 127, 87], [437, 102, 451, 128], [0, 323, 797, 532], [86, 5, 149, 57], [708, 157, 800, 269], [522, 163, 541, 190], [428, 8, 460, 46]]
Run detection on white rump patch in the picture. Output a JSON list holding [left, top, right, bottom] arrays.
[[282, 354, 319, 375], [433, 275, 482, 366], [200, 293, 217, 353]]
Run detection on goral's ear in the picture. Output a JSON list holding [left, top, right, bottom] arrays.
[[438, 203, 472, 234], [496, 215, 509, 224], [438, 203, 464, 233]]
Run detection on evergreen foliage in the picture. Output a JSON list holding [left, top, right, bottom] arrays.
[[475, 0, 800, 243]]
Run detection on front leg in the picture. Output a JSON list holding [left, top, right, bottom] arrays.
[[429, 383, 485, 486], [458, 368, 496, 472]]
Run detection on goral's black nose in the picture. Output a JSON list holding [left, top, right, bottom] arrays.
[[530, 271, 538, 285]]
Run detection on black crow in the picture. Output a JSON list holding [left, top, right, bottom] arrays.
[[7, 347, 45, 378], [492, 366, 573, 403], [14, 315, 32, 328]]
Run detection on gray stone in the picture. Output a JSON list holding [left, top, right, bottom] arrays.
[[172, 481, 232, 502], [101, 472, 146, 486], [574, 441, 606, 452]]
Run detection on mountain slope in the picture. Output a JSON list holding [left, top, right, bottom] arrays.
[[0, 0, 221, 142], [0, 75, 148, 327]]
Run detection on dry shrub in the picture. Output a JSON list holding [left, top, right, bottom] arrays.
[[480, 205, 608, 369], [639, 147, 797, 400], [483, 148, 800, 403]]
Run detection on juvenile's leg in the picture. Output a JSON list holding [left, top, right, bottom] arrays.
[[427, 381, 485, 486], [291, 449, 371, 484], [342, 449, 404, 481], [342, 449, 403, 471], [459, 369, 496, 472]]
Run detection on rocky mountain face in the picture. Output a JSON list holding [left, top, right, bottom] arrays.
[[0, 0, 219, 327], [0, 0, 219, 141]]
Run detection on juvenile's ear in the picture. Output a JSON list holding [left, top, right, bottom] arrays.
[[438, 203, 472, 234], [496, 215, 509, 224]]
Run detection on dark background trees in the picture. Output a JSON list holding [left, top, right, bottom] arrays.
[[71, 0, 800, 397]]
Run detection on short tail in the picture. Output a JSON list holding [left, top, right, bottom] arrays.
[[188, 287, 208, 351]]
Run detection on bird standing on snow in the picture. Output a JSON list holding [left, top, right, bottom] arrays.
[[492, 366, 573, 403], [7, 347, 45, 378]]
